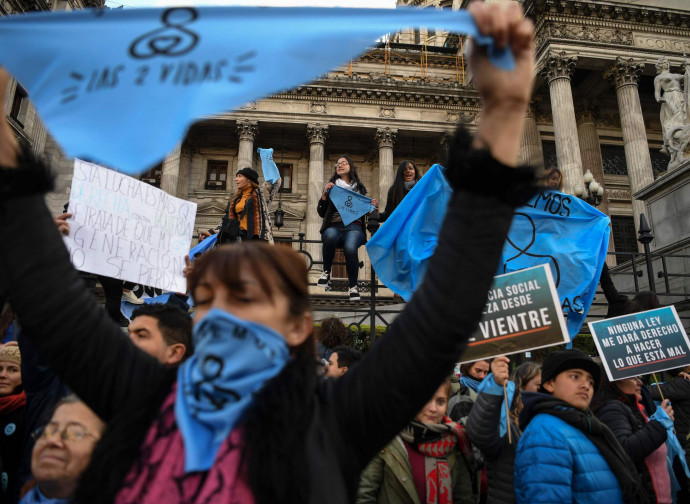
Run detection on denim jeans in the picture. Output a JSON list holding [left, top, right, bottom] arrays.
[[322, 222, 366, 288]]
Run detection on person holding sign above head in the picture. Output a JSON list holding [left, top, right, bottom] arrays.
[[465, 357, 541, 504], [592, 373, 674, 504], [317, 156, 377, 301], [0, 1, 541, 502], [514, 349, 648, 504]]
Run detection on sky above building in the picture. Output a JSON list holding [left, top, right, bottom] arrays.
[[105, 0, 397, 9]]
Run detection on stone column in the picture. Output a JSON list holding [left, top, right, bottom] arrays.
[[161, 144, 182, 196], [539, 51, 582, 194], [519, 104, 544, 167], [176, 148, 192, 200], [306, 123, 329, 265], [236, 119, 258, 170], [604, 58, 655, 235], [576, 104, 615, 265], [375, 127, 398, 205], [576, 104, 609, 215]]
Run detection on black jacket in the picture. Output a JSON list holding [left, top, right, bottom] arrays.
[[0, 398, 24, 504], [595, 396, 667, 502], [465, 391, 520, 504], [0, 139, 534, 504]]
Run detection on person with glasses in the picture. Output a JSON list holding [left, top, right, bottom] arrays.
[[317, 156, 377, 301], [20, 395, 104, 503]]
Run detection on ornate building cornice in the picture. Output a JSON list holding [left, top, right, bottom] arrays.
[[524, 0, 690, 27], [270, 80, 482, 111]]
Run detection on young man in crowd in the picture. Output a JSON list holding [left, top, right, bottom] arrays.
[[128, 303, 193, 367], [324, 346, 362, 379], [449, 359, 490, 422], [514, 349, 644, 503]]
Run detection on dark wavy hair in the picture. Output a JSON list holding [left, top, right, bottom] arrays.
[[328, 155, 367, 195], [384, 160, 421, 216], [317, 317, 349, 349], [625, 291, 660, 315]]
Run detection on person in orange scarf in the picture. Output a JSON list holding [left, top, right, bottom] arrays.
[[0, 343, 25, 503]]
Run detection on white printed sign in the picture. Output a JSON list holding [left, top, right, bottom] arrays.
[[64, 159, 197, 292]]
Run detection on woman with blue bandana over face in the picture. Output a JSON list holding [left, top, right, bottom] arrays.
[[0, 3, 540, 503]]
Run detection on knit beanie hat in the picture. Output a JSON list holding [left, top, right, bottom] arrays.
[[236, 167, 259, 185], [0, 345, 21, 367], [539, 348, 600, 393]]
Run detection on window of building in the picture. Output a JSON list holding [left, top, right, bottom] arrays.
[[140, 164, 162, 188], [601, 145, 628, 176], [332, 249, 347, 280], [611, 216, 638, 264], [278, 163, 292, 193], [9, 85, 28, 128], [542, 141, 557, 170], [206, 160, 228, 190]]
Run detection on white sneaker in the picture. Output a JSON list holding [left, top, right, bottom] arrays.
[[317, 271, 330, 287], [349, 286, 361, 301], [122, 290, 145, 305]]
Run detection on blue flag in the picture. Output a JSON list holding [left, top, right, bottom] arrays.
[[257, 148, 280, 184], [366, 164, 452, 300], [329, 185, 374, 226], [0, 6, 513, 174], [368, 180, 610, 339], [189, 233, 218, 259]]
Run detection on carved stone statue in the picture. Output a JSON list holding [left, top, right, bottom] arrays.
[[654, 56, 690, 170]]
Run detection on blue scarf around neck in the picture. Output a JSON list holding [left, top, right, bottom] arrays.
[[460, 375, 482, 393], [175, 308, 290, 473], [19, 486, 68, 504]]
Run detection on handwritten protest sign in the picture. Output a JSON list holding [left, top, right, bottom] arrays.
[[329, 185, 374, 226], [589, 306, 690, 381], [0, 6, 513, 174], [64, 159, 197, 292], [460, 264, 569, 362]]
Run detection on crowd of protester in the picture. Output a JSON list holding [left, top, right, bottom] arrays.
[[0, 2, 689, 503]]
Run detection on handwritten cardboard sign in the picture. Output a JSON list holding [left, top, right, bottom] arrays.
[[63, 159, 197, 292], [460, 264, 568, 362], [589, 306, 690, 381]]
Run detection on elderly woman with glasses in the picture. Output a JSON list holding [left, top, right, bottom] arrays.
[[317, 156, 378, 301], [20, 396, 104, 504]]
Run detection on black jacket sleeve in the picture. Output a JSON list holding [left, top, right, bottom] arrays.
[[0, 151, 167, 423], [329, 130, 537, 469], [597, 401, 667, 463], [465, 391, 505, 460], [317, 197, 329, 218]]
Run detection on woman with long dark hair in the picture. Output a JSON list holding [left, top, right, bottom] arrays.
[[0, 3, 538, 502], [592, 373, 673, 503], [317, 155, 376, 301], [380, 160, 421, 222]]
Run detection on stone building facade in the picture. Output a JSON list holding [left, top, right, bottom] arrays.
[[5, 0, 688, 288]]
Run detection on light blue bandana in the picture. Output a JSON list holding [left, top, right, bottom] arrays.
[[175, 308, 290, 472]]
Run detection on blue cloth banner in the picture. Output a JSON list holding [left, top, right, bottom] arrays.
[[0, 7, 513, 175], [120, 291, 174, 320], [329, 185, 375, 226], [366, 163, 452, 301], [368, 180, 610, 339], [257, 148, 280, 184]]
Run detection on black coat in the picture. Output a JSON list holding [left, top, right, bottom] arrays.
[[596, 397, 667, 502], [317, 193, 367, 235], [0, 400, 24, 504], [0, 140, 534, 504], [465, 391, 520, 504]]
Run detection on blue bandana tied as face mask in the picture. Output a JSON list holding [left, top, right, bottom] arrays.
[[460, 375, 482, 393], [175, 308, 290, 473]]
